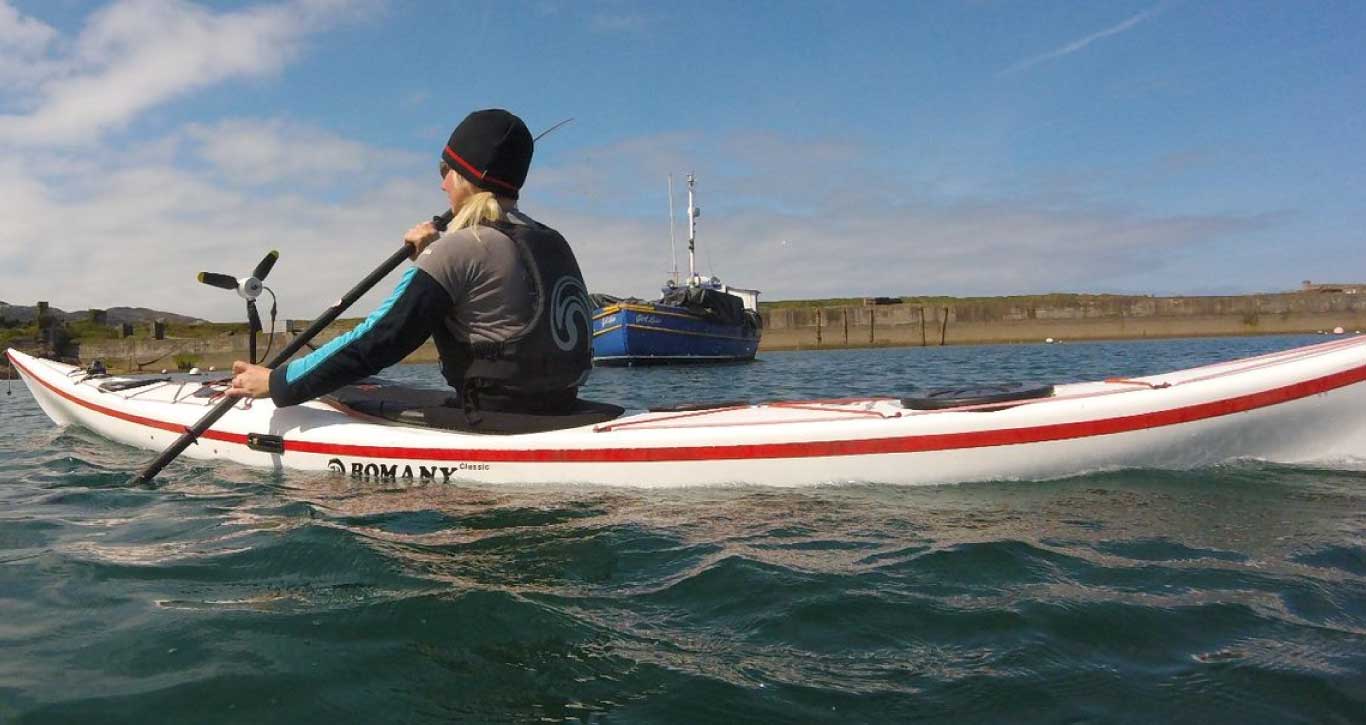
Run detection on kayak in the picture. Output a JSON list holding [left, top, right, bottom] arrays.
[[8, 337, 1366, 487]]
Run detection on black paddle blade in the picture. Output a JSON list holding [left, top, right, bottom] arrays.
[[252, 250, 279, 281], [432, 210, 454, 232], [198, 272, 238, 290]]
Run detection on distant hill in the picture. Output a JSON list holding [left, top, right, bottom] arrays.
[[0, 302, 66, 323], [0, 302, 205, 325], [97, 307, 208, 325]]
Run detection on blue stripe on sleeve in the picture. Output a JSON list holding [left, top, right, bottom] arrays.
[[285, 267, 420, 384]]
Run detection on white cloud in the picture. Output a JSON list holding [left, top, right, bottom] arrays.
[[0, 144, 443, 322], [1001, 5, 1161, 76], [0, 2, 1351, 329], [555, 196, 1269, 302], [183, 118, 422, 186], [0, 1, 55, 50], [0, 0, 377, 146], [529, 130, 1280, 302], [0, 92, 426, 315], [0, 120, 1301, 323], [0, 0, 62, 88]]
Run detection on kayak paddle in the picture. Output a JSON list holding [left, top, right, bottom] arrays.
[[130, 210, 455, 486]]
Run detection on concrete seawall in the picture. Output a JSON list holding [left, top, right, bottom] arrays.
[[760, 293, 1366, 349], [75, 328, 442, 373], [71, 292, 1366, 371]]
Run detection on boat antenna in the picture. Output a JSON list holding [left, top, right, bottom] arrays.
[[686, 173, 698, 285], [534, 117, 574, 142], [668, 174, 678, 284]]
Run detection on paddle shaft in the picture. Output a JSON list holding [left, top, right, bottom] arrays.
[[130, 212, 452, 485]]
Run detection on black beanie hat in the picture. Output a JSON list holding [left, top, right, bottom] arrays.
[[442, 109, 533, 199]]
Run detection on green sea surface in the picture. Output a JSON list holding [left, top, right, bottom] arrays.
[[1, 336, 1363, 723]]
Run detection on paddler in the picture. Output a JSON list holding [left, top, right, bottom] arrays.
[[225, 109, 593, 422]]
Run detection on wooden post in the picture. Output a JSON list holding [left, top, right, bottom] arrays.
[[843, 307, 849, 345], [919, 306, 927, 346], [869, 309, 876, 345], [36, 301, 51, 351], [815, 308, 822, 346], [940, 306, 950, 345]]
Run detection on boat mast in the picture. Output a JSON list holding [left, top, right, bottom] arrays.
[[686, 173, 698, 284], [668, 174, 678, 285]]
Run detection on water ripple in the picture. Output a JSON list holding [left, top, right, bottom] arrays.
[[3, 336, 1366, 721]]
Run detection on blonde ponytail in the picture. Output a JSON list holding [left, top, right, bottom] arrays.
[[446, 178, 507, 239]]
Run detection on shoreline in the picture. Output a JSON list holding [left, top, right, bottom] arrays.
[[12, 327, 1350, 377], [9, 290, 1363, 374], [757, 327, 1352, 353]]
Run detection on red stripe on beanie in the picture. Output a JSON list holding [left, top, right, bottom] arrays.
[[444, 145, 520, 192]]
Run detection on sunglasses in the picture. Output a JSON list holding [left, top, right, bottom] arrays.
[[439, 160, 452, 180]]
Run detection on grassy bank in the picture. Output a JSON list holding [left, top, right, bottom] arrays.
[[760, 293, 1138, 311]]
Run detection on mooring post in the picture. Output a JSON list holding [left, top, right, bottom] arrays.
[[870, 309, 876, 345], [920, 306, 928, 346], [940, 306, 950, 345], [843, 307, 849, 345], [816, 308, 822, 347], [36, 301, 51, 355]]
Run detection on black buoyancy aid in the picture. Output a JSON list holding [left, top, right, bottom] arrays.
[[435, 210, 593, 398]]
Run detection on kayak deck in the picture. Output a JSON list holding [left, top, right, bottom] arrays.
[[8, 336, 1366, 487]]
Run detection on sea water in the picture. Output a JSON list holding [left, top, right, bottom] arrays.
[[1, 335, 1362, 722]]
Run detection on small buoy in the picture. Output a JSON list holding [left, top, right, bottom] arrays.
[[188, 367, 201, 375], [207, 366, 216, 372], [1333, 326, 1345, 334], [1044, 337, 1056, 344], [160, 369, 168, 374]]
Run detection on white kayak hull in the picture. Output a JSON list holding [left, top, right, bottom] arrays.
[[9, 338, 1366, 487]]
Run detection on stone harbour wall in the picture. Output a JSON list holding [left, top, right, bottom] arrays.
[[76, 327, 445, 373], [69, 292, 1366, 371], [758, 293, 1366, 349]]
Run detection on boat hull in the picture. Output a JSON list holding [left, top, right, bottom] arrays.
[[9, 337, 1366, 487], [592, 302, 759, 366]]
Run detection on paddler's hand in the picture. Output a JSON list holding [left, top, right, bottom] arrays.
[[225, 360, 271, 399], [404, 221, 440, 259]]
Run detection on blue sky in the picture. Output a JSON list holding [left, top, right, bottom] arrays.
[[1, 0, 1362, 321]]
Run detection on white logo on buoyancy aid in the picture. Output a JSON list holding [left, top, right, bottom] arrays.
[[551, 276, 591, 351]]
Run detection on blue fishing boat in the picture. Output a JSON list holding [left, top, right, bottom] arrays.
[[591, 174, 762, 366]]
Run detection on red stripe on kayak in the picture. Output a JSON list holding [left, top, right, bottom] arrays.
[[8, 352, 250, 446], [289, 364, 1366, 461], [10, 350, 1366, 464]]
